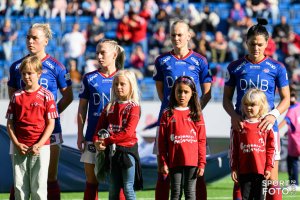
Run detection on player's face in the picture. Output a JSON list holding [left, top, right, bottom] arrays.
[[21, 65, 41, 88], [26, 28, 48, 55], [114, 75, 131, 101], [175, 83, 192, 108], [171, 23, 191, 50], [242, 102, 260, 120], [246, 34, 268, 62], [96, 42, 117, 69]]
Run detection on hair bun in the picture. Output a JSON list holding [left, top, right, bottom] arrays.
[[257, 18, 268, 26]]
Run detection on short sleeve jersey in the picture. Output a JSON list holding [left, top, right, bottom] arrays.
[[6, 86, 59, 146], [225, 56, 289, 131], [79, 70, 115, 141], [153, 50, 212, 121]]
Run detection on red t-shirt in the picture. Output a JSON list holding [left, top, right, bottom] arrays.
[[6, 86, 58, 146], [158, 107, 207, 169], [93, 101, 140, 147], [230, 120, 275, 175]]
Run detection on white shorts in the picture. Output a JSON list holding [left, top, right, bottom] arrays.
[[80, 141, 96, 164], [152, 126, 159, 155], [274, 131, 281, 161]]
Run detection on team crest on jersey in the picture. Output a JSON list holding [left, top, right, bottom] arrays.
[[188, 65, 195, 70], [263, 68, 270, 73], [42, 69, 47, 74], [64, 73, 71, 81]]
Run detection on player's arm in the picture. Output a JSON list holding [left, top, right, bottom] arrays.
[[155, 81, 164, 102], [77, 98, 88, 151], [8, 86, 17, 100], [200, 82, 211, 110], [57, 86, 73, 114], [223, 85, 243, 132]]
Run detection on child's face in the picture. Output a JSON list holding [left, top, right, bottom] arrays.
[[242, 102, 260, 120], [21, 65, 41, 88], [114, 75, 131, 101], [175, 83, 192, 108]]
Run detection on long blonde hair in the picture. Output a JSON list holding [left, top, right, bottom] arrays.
[[106, 70, 140, 111], [241, 88, 269, 118]]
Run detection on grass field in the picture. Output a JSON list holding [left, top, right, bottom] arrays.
[[0, 172, 299, 199]]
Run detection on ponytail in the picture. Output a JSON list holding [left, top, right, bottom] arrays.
[[116, 45, 125, 70]]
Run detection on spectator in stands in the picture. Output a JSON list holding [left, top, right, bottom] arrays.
[[0, 0, 6, 15], [169, 4, 186, 21], [96, 0, 112, 19], [81, 0, 97, 16], [0, 19, 18, 62], [23, 0, 38, 18], [129, 0, 142, 14], [130, 45, 145, 73], [210, 31, 228, 63], [272, 16, 291, 52], [52, 0, 67, 22], [150, 25, 166, 52], [66, 0, 82, 16], [227, 26, 244, 61], [5, 0, 23, 18], [265, 0, 279, 25], [150, 8, 170, 35], [187, 4, 201, 30], [245, 0, 268, 18], [112, 0, 125, 20], [62, 23, 86, 73], [196, 5, 220, 34], [157, 0, 173, 15], [143, 0, 159, 19], [116, 14, 132, 46], [38, 0, 51, 19], [264, 36, 277, 58], [87, 15, 105, 50], [68, 59, 82, 84], [228, 2, 246, 27], [286, 31, 300, 59], [139, 2, 152, 21], [195, 31, 211, 61]]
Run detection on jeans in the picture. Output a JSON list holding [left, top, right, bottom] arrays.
[[170, 166, 197, 200], [109, 154, 136, 200], [287, 155, 299, 185]]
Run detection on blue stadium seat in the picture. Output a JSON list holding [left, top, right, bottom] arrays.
[[140, 77, 156, 101]]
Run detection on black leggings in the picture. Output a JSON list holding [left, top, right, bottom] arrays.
[[239, 173, 266, 200]]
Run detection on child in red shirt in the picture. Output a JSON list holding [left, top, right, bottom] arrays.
[[6, 55, 58, 199], [158, 76, 207, 199], [230, 88, 275, 200]]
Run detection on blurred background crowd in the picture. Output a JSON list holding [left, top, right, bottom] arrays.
[[0, 0, 300, 100]]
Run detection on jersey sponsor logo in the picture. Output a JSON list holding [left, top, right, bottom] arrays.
[[161, 56, 171, 65], [175, 61, 186, 65], [88, 74, 98, 82], [64, 73, 71, 81], [45, 61, 55, 69], [250, 65, 260, 69], [87, 144, 96, 153], [266, 61, 276, 69], [93, 90, 111, 108], [188, 65, 195, 70], [102, 79, 112, 83], [165, 73, 192, 88], [191, 57, 200, 66], [240, 75, 268, 91], [234, 61, 246, 72]]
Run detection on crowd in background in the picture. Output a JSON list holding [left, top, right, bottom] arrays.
[[0, 0, 300, 99]]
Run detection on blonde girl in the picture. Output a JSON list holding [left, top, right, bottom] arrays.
[[93, 70, 143, 200], [230, 88, 275, 200]]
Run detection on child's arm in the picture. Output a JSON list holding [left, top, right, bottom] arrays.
[[7, 119, 29, 155], [30, 118, 55, 155], [265, 129, 275, 177], [158, 113, 169, 174], [197, 115, 207, 175]]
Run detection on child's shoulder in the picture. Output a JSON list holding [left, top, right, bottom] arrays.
[[38, 86, 55, 100]]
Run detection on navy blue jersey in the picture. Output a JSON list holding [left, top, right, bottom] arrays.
[[79, 70, 115, 141], [7, 54, 72, 134], [153, 50, 212, 121], [225, 56, 289, 131]]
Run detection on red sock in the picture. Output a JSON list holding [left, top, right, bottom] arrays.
[[119, 188, 126, 200], [232, 183, 242, 200], [196, 176, 207, 200], [155, 172, 170, 200], [266, 185, 282, 200], [9, 185, 15, 200], [84, 182, 98, 200], [48, 180, 61, 200]]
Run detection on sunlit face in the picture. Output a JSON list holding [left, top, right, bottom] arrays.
[[114, 75, 131, 101], [26, 28, 48, 55], [246, 35, 268, 62], [242, 101, 261, 120], [96, 42, 117, 69], [175, 83, 192, 108], [171, 23, 191, 50], [21, 65, 41, 88]]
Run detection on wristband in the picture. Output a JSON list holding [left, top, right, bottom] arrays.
[[268, 109, 280, 119]]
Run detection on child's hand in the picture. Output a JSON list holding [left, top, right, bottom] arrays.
[[94, 140, 106, 151], [160, 165, 169, 174], [264, 170, 271, 180], [30, 145, 40, 155], [16, 143, 29, 155], [197, 168, 205, 177], [231, 171, 238, 183]]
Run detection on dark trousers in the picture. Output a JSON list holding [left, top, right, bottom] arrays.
[[170, 166, 198, 200], [239, 173, 265, 200], [287, 155, 299, 185]]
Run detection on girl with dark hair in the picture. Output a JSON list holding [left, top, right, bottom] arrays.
[[158, 76, 206, 200], [223, 18, 290, 200]]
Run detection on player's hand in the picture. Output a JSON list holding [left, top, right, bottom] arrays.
[[77, 134, 85, 152], [231, 113, 243, 132], [160, 165, 169, 174], [259, 115, 276, 132], [17, 143, 29, 155], [264, 170, 271, 180], [197, 168, 205, 177], [231, 171, 238, 183]]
